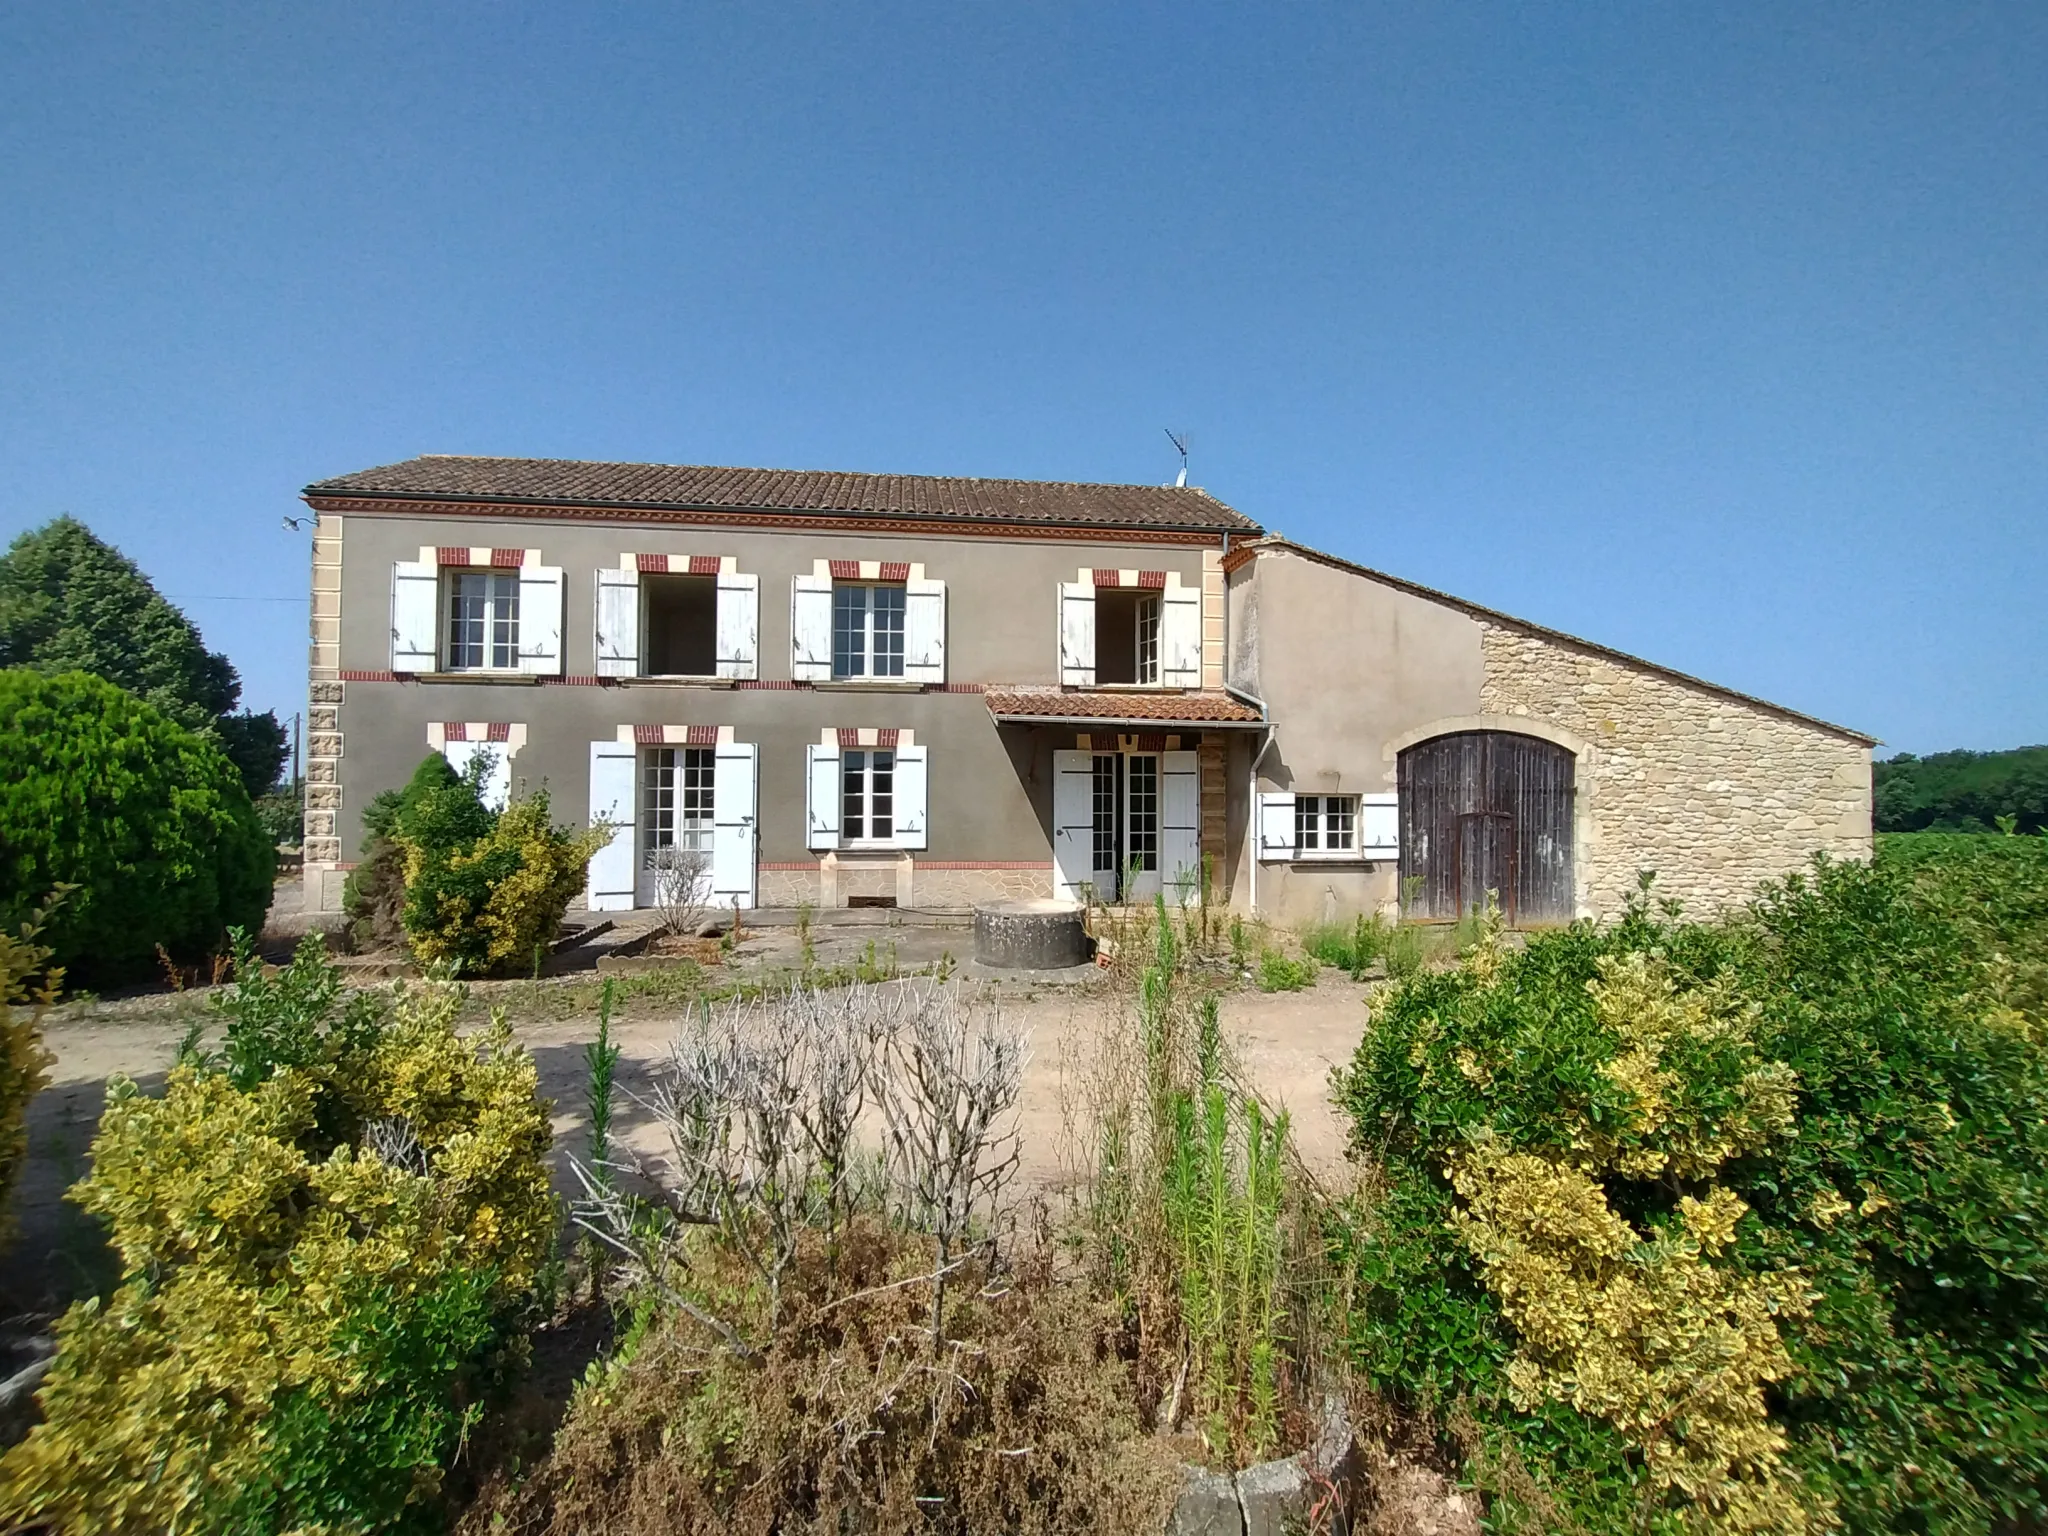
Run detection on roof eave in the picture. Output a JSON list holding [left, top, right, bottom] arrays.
[[299, 486, 1262, 539]]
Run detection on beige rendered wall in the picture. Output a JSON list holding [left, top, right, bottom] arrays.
[[1478, 624, 1872, 918], [1237, 547, 1487, 925], [306, 507, 1227, 910]]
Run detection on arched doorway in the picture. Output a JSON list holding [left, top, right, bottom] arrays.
[[1397, 731, 1575, 923]]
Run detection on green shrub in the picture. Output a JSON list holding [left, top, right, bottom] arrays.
[[342, 753, 461, 952], [0, 669, 272, 982], [1877, 830, 2048, 1018], [1304, 912, 1399, 977], [1333, 860, 2048, 1534], [396, 769, 609, 977], [0, 936, 557, 1535], [1255, 948, 1316, 992], [0, 899, 60, 1235], [252, 789, 303, 848]]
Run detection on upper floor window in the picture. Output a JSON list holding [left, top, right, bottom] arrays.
[[1095, 589, 1162, 686], [1057, 570, 1201, 689], [791, 564, 945, 684], [391, 551, 562, 676], [447, 571, 521, 670], [595, 557, 760, 681], [833, 584, 906, 679]]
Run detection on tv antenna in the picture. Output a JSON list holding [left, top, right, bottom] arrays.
[[1164, 428, 1189, 487]]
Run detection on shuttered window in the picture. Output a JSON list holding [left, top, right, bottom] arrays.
[[833, 585, 906, 679], [842, 749, 896, 842], [1295, 795, 1357, 854], [446, 572, 520, 670]]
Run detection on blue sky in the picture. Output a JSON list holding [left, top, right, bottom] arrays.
[[2, 3, 2042, 755]]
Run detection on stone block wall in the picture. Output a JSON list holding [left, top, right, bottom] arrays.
[[1479, 625, 1872, 918], [908, 864, 1055, 910]]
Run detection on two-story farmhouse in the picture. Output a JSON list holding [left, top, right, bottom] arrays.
[[301, 456, 1874, 926]]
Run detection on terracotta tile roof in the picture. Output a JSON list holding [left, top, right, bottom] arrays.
[[984, 688, 1264, 725], [305, 455, 1260, 535]]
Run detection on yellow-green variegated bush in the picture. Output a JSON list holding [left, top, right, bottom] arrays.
[[0, 936, 555, 1536], [394, 767, 610, 977], [0, 900, 60, 1236], [1336, 850, 2048, 1536]]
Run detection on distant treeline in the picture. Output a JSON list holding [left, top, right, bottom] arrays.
[[1874, 745, 2048, 834]]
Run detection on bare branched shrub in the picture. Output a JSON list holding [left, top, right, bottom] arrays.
[[878, 983, 1028, 1345], [570, 980, 1029, 1360], [648, 844, 712, 937], [362, 1113, 429, 1175]]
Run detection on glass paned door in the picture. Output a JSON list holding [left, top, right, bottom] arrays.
[[1082, 750, 1167, 903], [1123, 754, 1162, 901], [638, 746, 715, 907]]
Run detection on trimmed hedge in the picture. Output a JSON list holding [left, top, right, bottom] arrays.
[[0, 669, 272, 981]]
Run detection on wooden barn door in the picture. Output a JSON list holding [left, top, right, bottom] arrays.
[[1398, 732, 1575, 924]]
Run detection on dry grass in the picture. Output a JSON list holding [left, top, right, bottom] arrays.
[[462, 1218, 1182, 1536]]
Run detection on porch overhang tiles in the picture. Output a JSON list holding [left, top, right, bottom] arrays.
[[982, 687, 1262, 728]]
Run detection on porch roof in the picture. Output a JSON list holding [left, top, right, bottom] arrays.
[[983, 687, 1264, 729]]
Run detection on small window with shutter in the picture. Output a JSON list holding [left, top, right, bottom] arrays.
[[445, 571, 521, 670], [833, 585, 907, 679], [1294, 795, 1358, 855]]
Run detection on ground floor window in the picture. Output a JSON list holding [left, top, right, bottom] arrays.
[[842, 748, 895, 842], [643, 746, 715, 863], [1295, 794, 1356, 853]]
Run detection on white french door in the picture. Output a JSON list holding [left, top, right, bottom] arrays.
[[1056, 747, 1200, 904], [636, 746, 716, 908]]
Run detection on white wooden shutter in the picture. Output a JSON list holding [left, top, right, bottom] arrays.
[[715, 572, 760, 680], [711, 740, 757, 908], [517, 566, 565, 675], [893, 744, 928, 849], [1360, 793, 1399, 855], [1257, 792, 1297, 861], [1161, 583, 1202, 687], [805, 742, 841, 849], [595, 568, 640, 678], [1052, 749, 1096, 899], [903, 578, 946, 684], [586, 740, 638, 911], [441, 740, 512, 812], [792, 574, 834, 681], [1161, 750, 1201, 902], [1058, 582, 1095, 687], [391, 560, 439, 672]]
